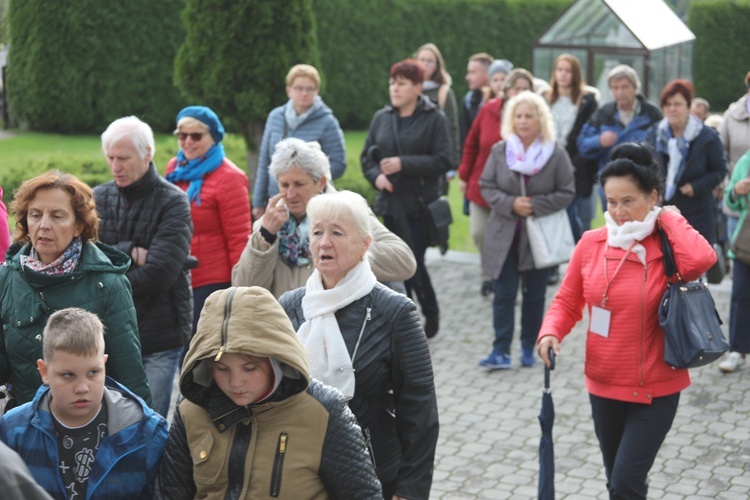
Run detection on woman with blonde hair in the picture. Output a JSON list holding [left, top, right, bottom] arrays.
[[252, 64, 346, 220], [478, 91, 575, 369]]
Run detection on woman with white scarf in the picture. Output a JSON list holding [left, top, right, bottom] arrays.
[[646, 79, 727, 245], [537, 143, 717, 498], [478, 91, 575, 370], [279, 191, 438, 500]]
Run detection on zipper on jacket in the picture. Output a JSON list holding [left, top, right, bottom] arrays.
[[363, 428, 377, 469], [270, 432, 288, 497], [640, 263, 647, 386], [215, 287, 239, 361], [351, 307, 371, 370]]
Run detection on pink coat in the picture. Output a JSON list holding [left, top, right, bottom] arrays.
[[166, 158, 252, 288], [0, 187, 9, 262], [538, 210, 716, 403]]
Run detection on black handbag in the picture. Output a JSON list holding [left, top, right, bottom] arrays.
[[424, 195, 452, 254], [658, 229, 729, 369]]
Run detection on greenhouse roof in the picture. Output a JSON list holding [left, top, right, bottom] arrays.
[[537, 0, 695, 51]]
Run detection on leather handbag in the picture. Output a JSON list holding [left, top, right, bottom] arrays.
[[658, 228, 728, 369], [425, 195, 452, 251], [519, 177, 575, 268]]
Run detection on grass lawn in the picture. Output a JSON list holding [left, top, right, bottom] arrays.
[[0, 130, 603, 254]]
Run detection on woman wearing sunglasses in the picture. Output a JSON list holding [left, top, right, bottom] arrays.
[[166, 105, 252, 333]]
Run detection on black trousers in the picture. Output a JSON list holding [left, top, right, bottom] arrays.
[[589, 392, 680, 499]]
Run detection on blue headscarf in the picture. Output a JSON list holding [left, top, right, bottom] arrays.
[[167, 106, 227, 205]]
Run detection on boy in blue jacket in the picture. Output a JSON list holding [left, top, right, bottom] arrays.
[[0, 308, 167, 499]]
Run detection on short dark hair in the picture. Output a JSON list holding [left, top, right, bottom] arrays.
[[600, 143, 664, 197], [390, 59, 424, 86], [660, 79, 694, 108]]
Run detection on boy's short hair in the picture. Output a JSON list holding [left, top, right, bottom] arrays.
[[42, 308, 105, 362], [468, 52, 494, 69]]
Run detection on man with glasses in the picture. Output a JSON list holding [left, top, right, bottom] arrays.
[[94, 116, 194, 418]]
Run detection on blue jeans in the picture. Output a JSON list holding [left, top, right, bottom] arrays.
[[492, 246, 550, 355], [566, 194, 593, 242], [590, 392, 680, 499], [142, 346, 183, 417], [730, 258, 750, 354]]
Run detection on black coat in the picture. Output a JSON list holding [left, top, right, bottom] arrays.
[[279, 283, 439, 500], [565, 92, 600, 196], [361, 95, 452, 218], [94, 164, 194, 355], [646, 124, 728, 244]]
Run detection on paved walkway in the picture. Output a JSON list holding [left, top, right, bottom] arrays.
[[424, 249, 749, 499]]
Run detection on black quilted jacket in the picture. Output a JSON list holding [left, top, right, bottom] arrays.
[[94, 164, 194, 355], [280, 283, 440, 500]]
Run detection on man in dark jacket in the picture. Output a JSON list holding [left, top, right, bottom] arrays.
[[577, 65, 663, 208], [459, 52, 494, 153], [95, 116, 194, 418]]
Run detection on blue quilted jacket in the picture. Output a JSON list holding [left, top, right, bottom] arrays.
[[0, 378, 167, 500]]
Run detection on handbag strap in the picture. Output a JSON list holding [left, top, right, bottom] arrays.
[[657, 227, 681, 281]]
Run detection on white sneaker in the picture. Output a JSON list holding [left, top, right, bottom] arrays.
[[719, 352, 746, 373]]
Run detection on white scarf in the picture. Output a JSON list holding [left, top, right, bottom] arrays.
[[604, 207, 660, 264], [284, 96, 321, 131], [297, 258, 376, 399], [505, 134, 556, 176], [658, 115, 703, 201]]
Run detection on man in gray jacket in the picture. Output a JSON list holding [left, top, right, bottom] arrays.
[[95, 116, 194, 417]]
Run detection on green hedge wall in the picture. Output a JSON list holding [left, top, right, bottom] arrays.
[[315, 0, 568, 129], [6, 0, 186, 134], [689, 0, 750, 111]]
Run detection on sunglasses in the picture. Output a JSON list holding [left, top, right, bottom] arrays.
[[176, 132, 205, 142]]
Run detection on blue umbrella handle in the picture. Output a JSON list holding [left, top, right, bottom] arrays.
[[548, 348, 556, 371], [544, 348, 555, 391]]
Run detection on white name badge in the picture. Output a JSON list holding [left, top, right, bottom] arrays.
[[590, 306, 611, 338]]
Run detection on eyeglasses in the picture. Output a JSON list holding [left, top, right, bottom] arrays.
[[291, 86, 318, 94], [176, 132, 205, 142]]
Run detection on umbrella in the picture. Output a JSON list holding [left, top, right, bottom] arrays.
[[538, 348, 556, 500]]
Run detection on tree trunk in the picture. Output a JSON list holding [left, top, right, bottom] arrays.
[[242, 120, 264, 199]]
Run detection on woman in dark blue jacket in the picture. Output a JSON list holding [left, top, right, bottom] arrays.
[[646, 79, 727, 243]]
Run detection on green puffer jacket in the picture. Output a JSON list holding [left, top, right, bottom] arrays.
[[0, 241, 152, 407]]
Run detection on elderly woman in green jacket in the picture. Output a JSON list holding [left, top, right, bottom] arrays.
[[0, 170, 151, 407]]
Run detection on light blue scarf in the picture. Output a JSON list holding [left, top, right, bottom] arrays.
[[167, 143, 226, 205], [284, 97, 321, 131], [655, 115, 703, 202]]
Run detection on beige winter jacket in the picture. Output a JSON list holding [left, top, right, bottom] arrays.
[[231, 205, 416, 298]]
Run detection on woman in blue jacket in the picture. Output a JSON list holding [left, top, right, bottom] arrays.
[[252, 64, 346, 221], [646, 79, 727, 244]]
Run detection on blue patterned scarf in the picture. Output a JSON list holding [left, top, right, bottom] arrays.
[[167, 143, 226, 205], [21, 237, 82, 275], [277, 215, 310, 267]]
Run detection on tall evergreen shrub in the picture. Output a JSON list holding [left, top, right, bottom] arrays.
[[7, 0, 185, 133]]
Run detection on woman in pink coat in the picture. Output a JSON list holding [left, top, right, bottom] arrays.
[[537, 143, 716, 499]]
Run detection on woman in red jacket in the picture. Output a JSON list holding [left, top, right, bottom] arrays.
[[166, 106, 252, 332], [537, 143, 716, 499]]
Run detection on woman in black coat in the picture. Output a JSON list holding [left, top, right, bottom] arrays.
[[646, 79, 727, 243], [361, 58, 452, 338]]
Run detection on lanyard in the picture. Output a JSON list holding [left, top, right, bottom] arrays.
[[601, 242, 637, 308]]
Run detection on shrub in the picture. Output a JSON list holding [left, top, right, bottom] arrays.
[[6, 0, 185, 133]]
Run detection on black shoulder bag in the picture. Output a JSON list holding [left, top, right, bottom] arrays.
[[658, 228, 728, 369]]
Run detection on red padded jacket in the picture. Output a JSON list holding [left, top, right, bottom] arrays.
[[458, 97, 503, 208], [538, 210, 716, 403], [166, 157, 251, 288]]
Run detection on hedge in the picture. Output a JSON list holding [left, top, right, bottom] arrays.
[[315, 0, 569, 129], [6, 0, 186, 133], [689, 0, 750, 111]]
